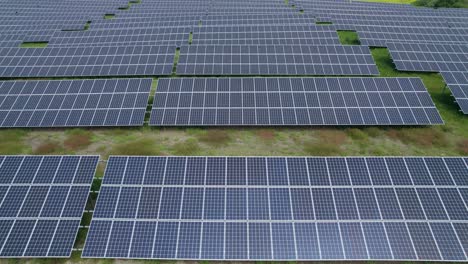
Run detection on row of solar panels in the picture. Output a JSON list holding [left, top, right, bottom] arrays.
[[3, 155, 466, 261], [0, 44, 379, 77], [387, 42, 468, 114], [3, 0, 466, 48], [0, 77, 443, 127], [46, 25, 339, 47]]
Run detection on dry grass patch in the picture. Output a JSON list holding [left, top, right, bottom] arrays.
[[198, 129, 231, 146], [34, 141, 62, 154], [457, 139, 468, 155], [64, 129, 93, 150], [303, 141, 341, 156], [317, 129, 348, 145], [386, 128, 448, 148], [256, 129, 276, 141], [110, 138, 162, 156]]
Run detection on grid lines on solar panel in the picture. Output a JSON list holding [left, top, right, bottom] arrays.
[[48, 27, 191, 47], [176, 45, 379, 75], [440, 72, 468, 114], [149, 77, 443, 126], [191, 25, 340, 45], [0, 155, 99, 257], [0, 78, 152, 127], [0, 45, 175, 77], [387, 42, 468, 73], [83, 156, 468, 261]]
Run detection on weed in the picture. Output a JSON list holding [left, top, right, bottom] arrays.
[[110, 138, 161, 156], [304, 141, 341, 156], [346, 128, 369, 141], [256, 129, 276, 141], [316, 21, 333, 25], [33, 141, 62, 155], [337, 30, 360, 45], [386, 128, 448, 148], [19, 42, 48, 48], [363, 127, 382, 137], [64, 129, 93, 150], [317, 129, 348, 145], [0, 130, 28, 154], [172, 48, 180, 76], [198, 129, 231, 146], [171, 138, 200, 155], [457, 139, 468, 155]]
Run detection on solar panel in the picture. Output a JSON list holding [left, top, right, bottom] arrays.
[[149, 77, 443, 126], [0, 155, 99, 257], [440, 72, 468, 114], [191, 25, 340, 45], [387, 42, 468, 73], [0, 78, 152, 127], [0, 45, 175, 77], [48, 27, 191, 47], [176, 45, 379, 75], [83, 156, 468, 261]]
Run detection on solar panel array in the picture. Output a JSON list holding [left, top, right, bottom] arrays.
[[84, 156, 468, 261], [0, 155, 99, 257], [0, 79, 152, 127], [149, 77, 443, 126], [441, 72, 468, 114], [300, 0, 468, 47], [48, 27, 191, 47], [0, 45, 175, 77], [191, 25, 340, 45], [387, 43, 468, 73], [177, 45, 379, 75], [386, 42, 468, 114]]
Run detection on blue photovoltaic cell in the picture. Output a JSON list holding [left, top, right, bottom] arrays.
[[249, 223, 272, 260], [0, 155, 98, 258], [0, 79, 151, 128], [408, 222, 442, 260], [177, 222, 201, 259], [150, 77, 443, 126], [362, 222, 393, 259], [318, 223, 345, 260], [201, 222, 224, 260], [385, 222, 417, 260], [152, 222, 178, 259], [225, 222, 248, 259], [129, 222, 156, 258], [340, 223, 368, 259], [84, 156, 468, 261], [106, 221, 134, 258], [272, 223, 296, 259], [294, 223, 320, 259]]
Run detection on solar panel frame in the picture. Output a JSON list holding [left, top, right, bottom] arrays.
[[84, 156, 468, 261], [149, 77, 444, 126], [0, 155, 99, 258], [176, 45, 380, 76], [0, 78, 152, 127], [440, 72, 468, 114]]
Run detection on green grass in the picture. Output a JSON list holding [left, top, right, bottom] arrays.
[[84, 21, 91, 30], [172, 48, 180, 76], [189, 32, 193, 44], [357, 0, 416, 4], [19, 42, 48, 48], [337, 30, 361, 45], [315, 21, 333, 25], [104, 14, 115, 19]]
